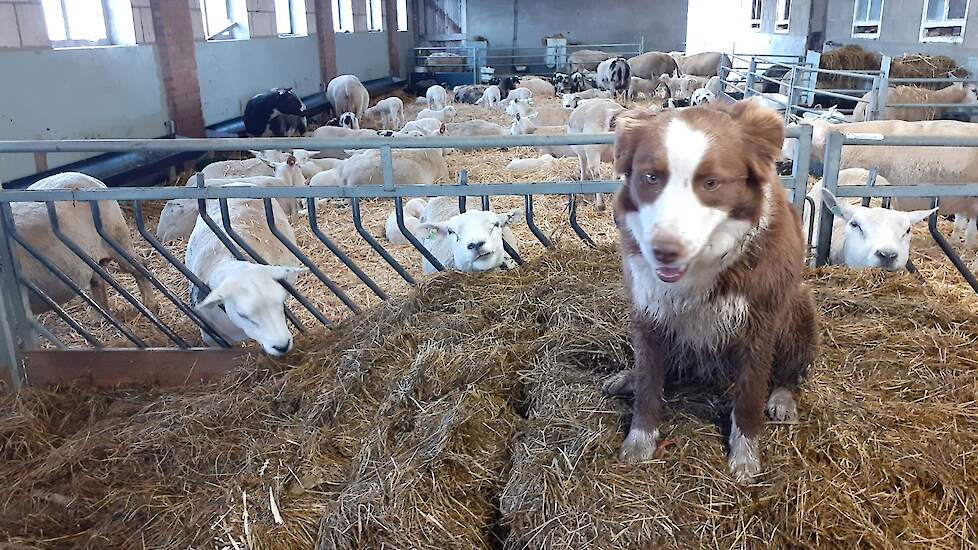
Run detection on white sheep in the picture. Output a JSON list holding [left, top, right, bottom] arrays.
[[475, 85, 502, 109], [568, 98, 623, 210], [561, 88, 614, 108], [326, 74, 370, 119], [517, 77, 556, 97], [425, 85, 450, 110], [384, 198, 428, 245], [201, 158, 275, 179], [398, 118, 445, 136], [499, 87, 533, 107], [508, 113, 576, 158], [416, 196, 523, 274], [505, 154, 558, 174], [12, 172, 159, 315], [338, 112, 360, 129], [362, 96, 405, 130], [443, 120, 507, 136], [627, 76, 662, 101], [807, 172, 935, 271], [187, 184, 307, 356], [310, 149, 449, 186], [416, 105, 458, 122], [505, 98, 571, 126]]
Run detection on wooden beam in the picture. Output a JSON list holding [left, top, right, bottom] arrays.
[[385, 0, 401, 77], [313, 0, 338, 84], [23, 348, 255, 388]]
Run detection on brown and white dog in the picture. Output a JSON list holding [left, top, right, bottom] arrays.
[[605, 101, 818, 483]]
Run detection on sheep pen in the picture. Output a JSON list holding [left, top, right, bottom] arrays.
[[2, 244, 978, 549]]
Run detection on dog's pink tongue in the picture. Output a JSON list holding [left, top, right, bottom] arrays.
[[655, 266, 686, 283]]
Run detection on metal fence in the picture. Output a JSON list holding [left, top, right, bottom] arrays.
[[413, 40, 645, 84]]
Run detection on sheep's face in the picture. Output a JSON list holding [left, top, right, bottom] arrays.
[[561, 94, 579, 108], [965, 83, 978, 105], [197, 264, 307, 356], [823, 190, 935, 271], [690, 88, 715, 105], [339, 112, 360, 129], [423, 209, 522, 272]]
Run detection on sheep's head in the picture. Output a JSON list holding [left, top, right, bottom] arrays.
[[822, 189, 935, 271], [420, 209, 523, 272], [966, 83, 978, 104], [197, 263, 308, 356], [339, 112, 360, 129]]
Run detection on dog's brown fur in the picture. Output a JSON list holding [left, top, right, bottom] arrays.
[[608, 102, 819, 482]]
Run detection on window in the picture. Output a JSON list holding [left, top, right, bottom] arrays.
[[41, 0, 110, 46], [200, 0, 247, 39], [333, 0, 353, 32], [396, 0, 408, 31], [852, 0, 884, 38], [366, 0, 383, 31], [775, 0, 790, 32], [920, 0, 970, 42], [276, 0, 308, 35], [750, 0, 762, 30]]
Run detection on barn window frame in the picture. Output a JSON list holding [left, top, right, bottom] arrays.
[[920, 0, 970, 43], [749, 0, 763, 30], [396, 0, 408, 31], [275, 0, 309, 36], [366, 0, 383, 31], [41, 0, 113, 48], [201, 0, 249, 41], [852, 0, 884, 38], [775, 0, 791, 33], [333, 0, 354, 32]]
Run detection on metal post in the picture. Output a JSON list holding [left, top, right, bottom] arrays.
[[875, 55, 892, 120], [745, 57, 758, 96], [784, 66, 798, 123], [815, 132, 845, 267], [380, 145, 395, 192], [471, 46, 479, 85], [0, 203, 30, 389], [791, 123, 813, 215], [639, 36, 645, 55]]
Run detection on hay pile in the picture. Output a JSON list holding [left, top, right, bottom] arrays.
[[819, 45, 969, 91], [3, 245, 978, 549]]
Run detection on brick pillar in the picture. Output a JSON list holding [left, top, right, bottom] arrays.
[[313, 0, 338, 83], [149, 0, 206, 137], [384, 0, 400, 78]]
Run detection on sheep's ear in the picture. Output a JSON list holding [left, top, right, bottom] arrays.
[[907, 208, 938, 225], [418, 221, 451, 237], [820, 188, 856, 221], [197, 286, 227, 309], [263, 265, 309, 281], [497, 208, 524, 227]]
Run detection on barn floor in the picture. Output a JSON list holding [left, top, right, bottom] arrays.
[[2, 244, 978, 549]]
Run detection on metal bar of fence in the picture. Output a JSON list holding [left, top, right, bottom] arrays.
[[0, 202, 31, 388], [4, 212, 147, 347], [815, 132, 845, 267], [791, 124, 813, 214], [29, 318, 65, 350], [304, 198, 387, 300], [567, 195, 596, 248], [131, 201, 232, 348], [21, 278, 101, 348], [45, 201, 189, 348], [784, 86, 871, 104], [884, 103, 978, 109], [216, 198, 325, 328], [889, 77, 978, 83], [792, 66, 881, 78], [831, 184, 978, 197], [263, 198, 357, 316], [928, 203, 978, 295], [89, 201, 230, 347], [394, 196, 445, 272], [351, 197, 416, 285], [524, 194, 553, 248]]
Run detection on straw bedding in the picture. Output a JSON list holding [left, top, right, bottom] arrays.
[[3, 240, 978, 548], [820, 45, 970, 90]]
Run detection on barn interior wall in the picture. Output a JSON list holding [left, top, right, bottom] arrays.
[[0, 0, 416, 183], [824, 0, 978, 70], [685, 0, 811, 56], [463, 0, 687, 53]]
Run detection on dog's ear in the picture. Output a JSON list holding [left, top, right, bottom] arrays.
[[611, 109, 660, 176], [727, 101, 784, 184]]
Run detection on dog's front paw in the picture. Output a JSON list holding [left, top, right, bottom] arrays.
[[601, 370, 635, 397], [728, 430, 761, 484]]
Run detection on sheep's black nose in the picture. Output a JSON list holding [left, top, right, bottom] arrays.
[[875, 249, 898, 265], [272, 342, 292, 354], [468, 241, 485, 251]]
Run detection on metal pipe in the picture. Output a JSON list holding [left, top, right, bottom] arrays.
[[351, 197, 416, 285], [815, 133, 844, 266], [394, 196, 445, 272], [305, 198, 388, 300], [791, 124, 813, 214], [928, 200, 978, 295], [44, 201, 188, 347], [131, 201, 232, 348], [28, 317, 66, 350], [21, 277, 102, 348], [90, 201, 229, 346], [0, 202, 31, 388], [524, 195, 553, 248], [567, 195, 596, 248]]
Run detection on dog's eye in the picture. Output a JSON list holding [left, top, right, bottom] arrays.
[[642, 173, 659, 185], [703, 179, 720, 190]]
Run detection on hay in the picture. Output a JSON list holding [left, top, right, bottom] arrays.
[[3, 243, 978, 548], [819, 45, 969, 91]]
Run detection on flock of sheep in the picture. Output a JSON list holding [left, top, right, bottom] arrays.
[[11, 46, 978, 356]]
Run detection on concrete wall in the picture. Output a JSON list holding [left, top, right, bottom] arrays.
[[0, 46, 169, 182], [465, 0, 687, 52], [686, 0, 811, 56], [825, 0, 978, 69], [195, 36, 323, 125], [336, 31, 392, 80]]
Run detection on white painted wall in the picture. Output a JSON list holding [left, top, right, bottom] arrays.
[[686, 0, 809, 56], [0, 46, 169, 183], [336, 31, 391, 81], [195, 36, 323, 125]]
